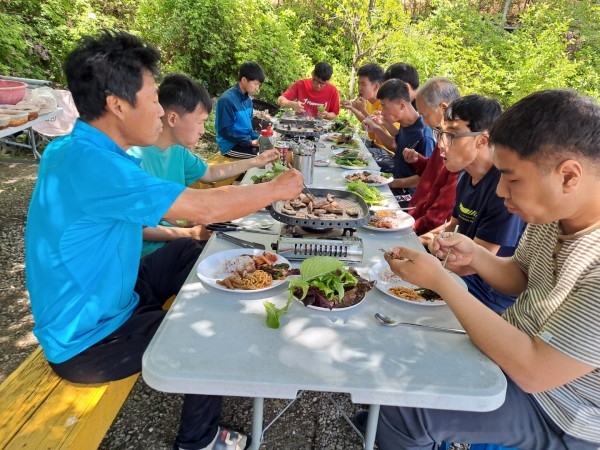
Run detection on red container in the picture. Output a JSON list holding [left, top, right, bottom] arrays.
[[0, 80, 27, 105]]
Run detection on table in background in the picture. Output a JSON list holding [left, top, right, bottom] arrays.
[[143, 138, 507, 450], [0, 108, 62, 163]]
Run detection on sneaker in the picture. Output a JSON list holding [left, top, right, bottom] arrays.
[[213, 427, 250, 450], [352, 409, 369, 435], [173, 426, 251, 450]]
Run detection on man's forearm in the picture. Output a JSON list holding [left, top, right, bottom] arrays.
[[371, 127, 396, 150], [166, 182, 282, 225]]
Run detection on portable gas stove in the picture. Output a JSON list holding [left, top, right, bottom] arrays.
[[271, 225, 364, 262]]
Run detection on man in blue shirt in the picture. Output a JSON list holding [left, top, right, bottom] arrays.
[[128, 73, 279, 257], [364, 79, 435, 197], [216, 62, 264, 158], [25, 31, 303, 450]]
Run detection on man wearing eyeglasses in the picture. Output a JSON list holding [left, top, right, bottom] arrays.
[[277, 62, 340, 119], [421, 94, 524, 314], [372, 89, 600, 450]]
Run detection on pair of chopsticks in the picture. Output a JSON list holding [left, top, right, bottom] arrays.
[[441, 222, 459, 267], [287, 162, 317, 202]]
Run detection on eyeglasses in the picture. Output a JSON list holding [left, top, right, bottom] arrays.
[[312, 77, 328, 87], [432, 128, 483, 147]]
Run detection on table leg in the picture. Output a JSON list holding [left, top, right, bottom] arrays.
[[364, 404, 380, 450], [28, 127, 41, 160], [251, 397, 264, 450]]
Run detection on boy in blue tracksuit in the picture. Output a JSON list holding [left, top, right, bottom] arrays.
[[216, 62, 264, 158]]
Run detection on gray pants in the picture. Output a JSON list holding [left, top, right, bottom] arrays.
[[377, 377, 599, 450]]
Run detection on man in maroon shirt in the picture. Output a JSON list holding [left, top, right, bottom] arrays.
[[277, 62, 340, 119], [402, 77, 461, 237]]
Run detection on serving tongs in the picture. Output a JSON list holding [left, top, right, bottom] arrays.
[[215, 231, 266, 250], [206, 221, 277, 235]]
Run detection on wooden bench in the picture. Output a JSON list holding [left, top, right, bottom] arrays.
[[189, 152, 241, 189], [0, 154, 246, 449]]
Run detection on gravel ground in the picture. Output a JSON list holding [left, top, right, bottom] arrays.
[[0, 154, 469, 450]]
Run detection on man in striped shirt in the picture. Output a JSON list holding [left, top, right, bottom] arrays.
[[378, 89, 600, 449]]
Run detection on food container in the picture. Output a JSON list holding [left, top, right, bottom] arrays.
[[0, 80, 27, 105], [0, 114, 9, 130], [7, 112, 28, 127], [292, 146, 316, 184]]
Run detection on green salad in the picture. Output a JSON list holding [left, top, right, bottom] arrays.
[[251, 161, 287, 183], [345, 180, 387, 205]]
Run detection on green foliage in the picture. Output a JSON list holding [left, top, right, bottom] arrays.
[[0, 12, 49, 79]]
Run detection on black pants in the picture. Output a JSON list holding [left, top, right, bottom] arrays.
[[49, 238, 221, 449], [224, 144, 258, 159]]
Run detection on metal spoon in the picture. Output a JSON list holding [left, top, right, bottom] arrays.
[[374, 313, 466, 334]]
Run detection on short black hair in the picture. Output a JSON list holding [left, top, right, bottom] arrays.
[[64, 29, 161, 121], [377, 79, 411, 103], [490, 89, 600, 166], [159, 74, 213, 115], [443, 95, 502, 132], [314, 62, 333, 81], [357, 63, 384, 84], [239, 62, 265, 83], [384, 63, 419, 90]]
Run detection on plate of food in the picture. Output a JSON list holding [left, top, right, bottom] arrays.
[[363, 209, 415, 231], [345, 180, 388, 207], [331, 149, 370, 169], [368, 261, 467, 306], [314, 157, 330, 167], [342, 170, 393, 187], [323, 132, 342, 141], [196, 249, 296, 293], [289, 256, 375, 311]]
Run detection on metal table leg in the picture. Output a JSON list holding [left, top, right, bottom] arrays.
[[364, 404, 380, 450], [251, 397, 264, 450]]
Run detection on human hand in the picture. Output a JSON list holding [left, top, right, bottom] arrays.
[[254, 149, 279, 166], [389, 178, 405, 189], [292, 101, 305, 113], [429, 232, 479, 268], [362, 116, 380, 132], [187, 224, 212, 241], [251, 139, 259, 147], [317, 110, 328, 119], [383, 246, 447, 291], [341, 99, 353, 109], [403, 148, 419, 163], [371, 110, 384, 125], [270, 168, 304, 200]]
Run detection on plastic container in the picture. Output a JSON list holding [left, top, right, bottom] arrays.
[[0, 80, 27, 105], [0, 114, 9, 130], [7, 112, 28, 127], [258, 126, 274, 152]]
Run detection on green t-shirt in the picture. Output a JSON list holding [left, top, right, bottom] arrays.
[[127, 144, 208, 257]]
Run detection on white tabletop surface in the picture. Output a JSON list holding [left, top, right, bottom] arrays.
[[142, 135, 506, 414]]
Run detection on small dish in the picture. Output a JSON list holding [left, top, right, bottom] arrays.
[[314, 158, 330, 167]]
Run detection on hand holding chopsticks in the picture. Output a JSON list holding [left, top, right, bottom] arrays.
[[441, 224, 459, 268]]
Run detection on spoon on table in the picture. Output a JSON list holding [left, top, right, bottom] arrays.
[[374, 313, 466, 334]]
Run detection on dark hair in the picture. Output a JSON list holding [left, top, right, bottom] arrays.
[[159, 74, 213, 115], [443, 95, 502, 132], [239, 62, 265, 83], [490, 89, 600, 165], [383, 63, 419, 89], [314, 62, 333, 81], [64, 29, 161, 121], [357, 63, 384, 84], [417, 77, 460, 108], [377, 79, 411, 103]]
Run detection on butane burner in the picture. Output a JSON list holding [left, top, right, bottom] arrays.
[[272, 225, 364, 262]]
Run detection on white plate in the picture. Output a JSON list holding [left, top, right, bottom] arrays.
[[196, 249, 291, 293], [342, 169, 393, 187], [323, 132, 342, 141], [331, 148, 366, 157], [368, 261, 467, 306], [363, 210, 415, 231], [314, 158, 330, 167]]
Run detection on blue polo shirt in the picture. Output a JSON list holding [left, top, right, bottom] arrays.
[[25, 120, 185, 363]]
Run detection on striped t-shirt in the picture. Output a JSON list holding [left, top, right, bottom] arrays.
[[505, 221, 600, 442]]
